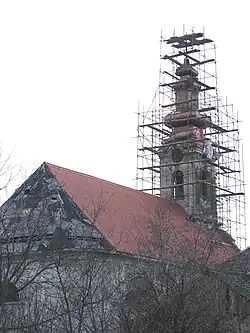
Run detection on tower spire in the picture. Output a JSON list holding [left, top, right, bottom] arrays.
[[136, 30, 246, 247], [159, 33, 217, 225]]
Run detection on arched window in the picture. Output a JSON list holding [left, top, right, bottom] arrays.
[[171, 148, 184, 163], [172, 171, 184, 199], [201, 169, 210, 200]]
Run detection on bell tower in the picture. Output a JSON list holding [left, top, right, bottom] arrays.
[[157, 32, 222, 224], [136, 31, 246, 246], [159, 56, 218, 223]]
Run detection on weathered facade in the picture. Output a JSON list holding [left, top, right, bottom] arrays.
[[159, 58, 217, 224], [0, 161, 248, 332], [0, 31, 247, 333]]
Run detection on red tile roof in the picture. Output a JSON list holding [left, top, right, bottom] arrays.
[[47, 162, 239, 264]]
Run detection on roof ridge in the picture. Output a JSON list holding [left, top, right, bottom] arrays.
[[45, 162, 159, 199], [43, 162, 237, 263]]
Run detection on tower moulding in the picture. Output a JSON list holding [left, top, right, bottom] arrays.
[[136, 30, 246, 249]]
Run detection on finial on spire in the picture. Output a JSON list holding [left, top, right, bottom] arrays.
[[175, 57, 198, 78]]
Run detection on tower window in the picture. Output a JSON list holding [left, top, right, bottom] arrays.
[[172, 171, 184, 199], [200, 169, 210, 200], [187, 90, 193, 100], [171, 148, 184, 163]]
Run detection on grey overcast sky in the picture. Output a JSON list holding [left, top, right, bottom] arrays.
[[0, 0, 249, 240]]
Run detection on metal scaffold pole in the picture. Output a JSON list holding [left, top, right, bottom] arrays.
[[136, 29, 246, 249]]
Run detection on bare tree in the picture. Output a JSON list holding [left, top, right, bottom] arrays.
[[0, 171, 248, 333], [0, 178, 129, 333], [116, 205, 248, 333]]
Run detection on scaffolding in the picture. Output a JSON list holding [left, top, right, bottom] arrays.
[[136, 31, 246, 249]]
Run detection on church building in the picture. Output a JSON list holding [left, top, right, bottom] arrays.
[[0, 31, 249, 332]]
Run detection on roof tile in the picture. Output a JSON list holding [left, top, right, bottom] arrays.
[[47, 162, 239, 264]]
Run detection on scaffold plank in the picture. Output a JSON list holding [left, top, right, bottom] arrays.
[[174, 38, 213, 49], [161, 54, 181, 66], [164, 33, 204, 44], [192, 59, 215, 66]]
